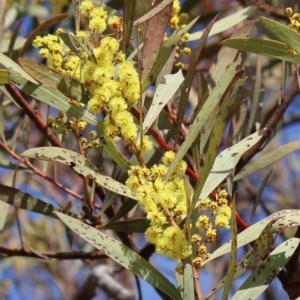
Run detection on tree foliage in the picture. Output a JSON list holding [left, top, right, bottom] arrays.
[[1, 1, 300, 299]]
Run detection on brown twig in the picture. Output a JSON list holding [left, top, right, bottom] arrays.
[[0, 246, 106, 260], [0, 140, 83, 200], [5, 84, 63, 147]]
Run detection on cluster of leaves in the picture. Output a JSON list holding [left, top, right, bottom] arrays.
[[2, 0, 300, 299]]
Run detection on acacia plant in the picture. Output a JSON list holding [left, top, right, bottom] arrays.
[[2, 1, 300, 299]]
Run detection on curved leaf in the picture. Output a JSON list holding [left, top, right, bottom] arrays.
[[143, 70, 184, 133], [221, 38, 300, 64], [203, 209, 300, 266], [19, 57, 90, 104], [164, 55, 243, 182], [231, 238, 300, 300], [134, 0, 173, 26], [123, 0, 136, 51], [188, 6, 256, 41], [234, 140, 300, 181], [140, 0, 172, 83], [55, 212, 182, 300], [21, 147, 137, 200], [0, 184, 79, 219], [260, 17, 300, 55], [99, 218, 149, 233], [197, 128, 265, 205], [141, 16, 199, 92]]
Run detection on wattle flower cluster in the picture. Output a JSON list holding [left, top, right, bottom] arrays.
[[32, 0, 153, 152], [126, 151, 191, 261]]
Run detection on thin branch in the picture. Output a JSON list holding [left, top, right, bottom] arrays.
[[5, 83, 63, 147], [0, 140, 83, 200], [0, 246, 106, 260]]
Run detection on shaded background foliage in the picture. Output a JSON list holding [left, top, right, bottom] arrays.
[[1, 0, 300, 299]]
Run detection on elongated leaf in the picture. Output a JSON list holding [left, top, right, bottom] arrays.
[[183, 258, 194, 300], [21, 147, 137, 201], [60, 33, 81, 57], [205, 215, 283, 298], [141, 16, 199, 92], [123, 0, 136, 51], [0, 69, 9, 84], [0, 201, 8, 230], [221, 38, 300, 64], [8, 67, 130, 170], [140, 0, 172, 81], [55, 212, 182, 300], [234, 140, 300, 181], [0, 184, 79, 219], [203, 209, 300, 266], [176, 14, 219, 136], [109, 199, 138, 223], [260, 17, 300, 55], [188, 6, 256, 41], [19, 57, 90, 104], [246, 56, 262, 136], [231, 238, 299, 300], [8, 68, 103, 129], [143, 70, 184, 133], [20, 14, 68, 57], [164, 56, 242, 182], [197, 129, 264, 206], [134, 0, 173, 26], [221, 194, 237, 300], [99, 218, 149, 233], [0, 53, 37, 83], [208, 20, 255, 89], [192, 76, 246, 208]]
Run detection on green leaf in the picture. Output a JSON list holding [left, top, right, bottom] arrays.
[[164, 55, 243, 182], [197, 128, 265, 205], [232, 238, 300, 300], [0, 53, 37, 83], [234, 140, 300, 181], [123, 0, 136, 51], [183, 258, 194, 300], [208, 20, 255, 89], [8, 68, 103, 129], [8, 67, 130, 170], [260, 17, 300, 55], [99, 218, 149, 233], [0, 202, 9, 231], [205, 216, 282, 298], [203, 209, 300, 266], [221, 38, 300, 64], [143, 70, 184, 133], [0, 184, 79, 219], [221, 194, 238, 300], [140, 0, 172, 82], [188, 6, 256, 41], [21, 147, 137, 201], [141, 16, 199, 92], [55, 212, 182, 300], [109, 199, 138, 223], [192, 77, 247, 210], [19, 57, 90, 104], [246, 56, 262, 136], [134, 0, 173, 26], [176, 14, 219, 136], [0, 69, 9, 84]]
